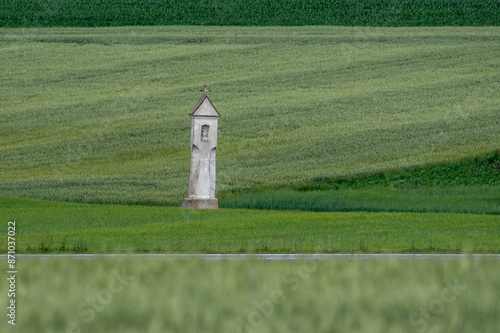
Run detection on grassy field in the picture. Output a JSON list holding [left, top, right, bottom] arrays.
[[221, 152, 500, 213], [1, 26, 499, 207], [1, 196, 499, 254], [1, 257, 499, 333], [1, 25, 498, 333], [221, 185, 500, 214], [2, 0, 499, 27]]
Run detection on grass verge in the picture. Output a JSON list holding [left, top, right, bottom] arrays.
[[1, 197, 499, 254]]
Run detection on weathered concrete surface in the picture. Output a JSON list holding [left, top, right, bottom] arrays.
[[183, 95, 220, 209], [182, 197, 219, 209]]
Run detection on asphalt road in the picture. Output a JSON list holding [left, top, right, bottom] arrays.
[[3, 254, 500, 260]]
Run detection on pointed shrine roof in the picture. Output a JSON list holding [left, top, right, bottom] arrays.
[[189, 95, 220, 117]]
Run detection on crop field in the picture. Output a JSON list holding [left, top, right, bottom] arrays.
[[1, 26, 499, 252], [1, 24, 499, 333], [1, 257, 499, 333], [222, 153, 500, 213], [1, 26, 499, 208], [2, 0, 499, 27]]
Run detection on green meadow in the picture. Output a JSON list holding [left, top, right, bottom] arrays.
[[1, 26, 499, 207], [0, 24, 499, 333], [1, 196, 499, 254], [1, 257, 499, 333], [1, 26, 499, 255]]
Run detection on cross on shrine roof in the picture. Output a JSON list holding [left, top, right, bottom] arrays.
[[200, 83, 211, 96], [190, 84, 220, 117]]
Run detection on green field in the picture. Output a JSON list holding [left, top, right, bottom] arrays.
[[222, 153, 500, 213], [1, 257, 499, 333], [2, 0, 499, 27], [2, 196, 499, 254], [1, 26, 499, 208], [1, 26, 499, 254], [1, 24, 499, 333]]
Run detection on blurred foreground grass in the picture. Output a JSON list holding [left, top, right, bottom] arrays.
[[0, 257, 498, 333]]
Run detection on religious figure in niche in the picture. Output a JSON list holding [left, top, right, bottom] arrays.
[[201, 125, 209, 142]]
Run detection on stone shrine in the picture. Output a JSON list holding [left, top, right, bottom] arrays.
[[182, 85, 220, 209]]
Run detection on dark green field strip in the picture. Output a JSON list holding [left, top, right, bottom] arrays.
[[1, 0, 499, 27], [220, 153, 500, 214], [221, 185, 500, 214]]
